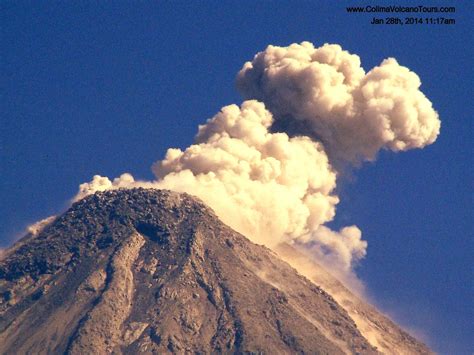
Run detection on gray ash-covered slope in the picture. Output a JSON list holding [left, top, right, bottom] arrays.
[[275, 245, 433, 355], [0, 188, 427, 354]]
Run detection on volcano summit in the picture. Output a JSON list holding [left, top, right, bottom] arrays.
[[0, 189, 431, 354]]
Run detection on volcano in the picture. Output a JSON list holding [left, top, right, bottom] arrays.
[[0, 189, 431, 354]]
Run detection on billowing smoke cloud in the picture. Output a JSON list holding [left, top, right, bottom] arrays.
[[237, 42, 440, 164], [74, 41, 440, 282], [153, 101, 339, 247]]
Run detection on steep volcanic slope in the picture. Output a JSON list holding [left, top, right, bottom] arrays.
[[275, 244, 433, 355], [0, 189, 427, 354]]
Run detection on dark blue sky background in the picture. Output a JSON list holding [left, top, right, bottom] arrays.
[[1, 1, 472, 353]]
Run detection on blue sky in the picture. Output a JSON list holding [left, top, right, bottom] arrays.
[[1, 1, 472, 353]]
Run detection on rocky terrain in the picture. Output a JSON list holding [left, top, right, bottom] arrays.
[[0, 188, 432, 354]]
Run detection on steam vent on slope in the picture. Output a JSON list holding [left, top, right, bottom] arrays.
[[0, 189, 432, 354]]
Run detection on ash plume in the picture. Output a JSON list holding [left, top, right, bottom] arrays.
[[73, 41, 440, 283], [237, 42, 440, 165]]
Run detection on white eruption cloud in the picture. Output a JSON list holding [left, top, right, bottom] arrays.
[[237, 42, 440, 164], [73, 41, 440, 282], [153, 101, 339, 247]]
